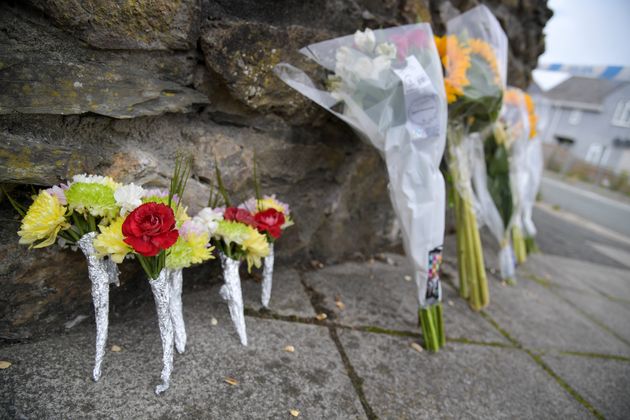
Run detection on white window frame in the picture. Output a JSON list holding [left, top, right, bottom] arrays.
[[585, 143, 603, 164], [568, 109, 582, 125], [611, 99, 630, 128]]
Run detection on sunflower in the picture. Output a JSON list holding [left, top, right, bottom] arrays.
[[467, 39, 502, 85], [435, 35, 471, 104]]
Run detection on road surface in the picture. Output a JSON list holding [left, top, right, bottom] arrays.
[[540, 175, 630, 238]]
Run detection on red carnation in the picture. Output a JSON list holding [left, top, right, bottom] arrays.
[[122, 202, 179, 257], [254, 208, 285, 239], [224, 207, 257, 227]]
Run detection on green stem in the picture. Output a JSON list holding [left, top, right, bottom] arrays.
[[65, 228, 81, 242], [435, 303, 446, 347], [454, 191, 469, 298], [419, 307, 440, 352], [463, 199, 481, 310], [88, 214, 97, 233], [71, 212, 86, 236], [137, 255, 154, 280]]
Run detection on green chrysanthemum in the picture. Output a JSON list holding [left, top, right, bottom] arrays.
[[214, 220, 269, 271], [166, 232, 214, 270], [65, 182, 118, 220], [214, 220, 252, 247]]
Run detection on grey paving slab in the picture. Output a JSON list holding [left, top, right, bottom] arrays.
[[0, 288, 365, 419], [541, 354, 630, 420], [240, 268, 316, 317], [554, 287, 630, 347], [486, 268, 630, 356], [523, 253, 630, 303], [338, 329, 591, 419], [304, 253, 507, 344]]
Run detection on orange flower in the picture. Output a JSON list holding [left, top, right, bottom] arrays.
[[523, 93, 538, 138], [468, 39, 502, 85], [503, 88, 521, 106], [435, 35, 471, 104]]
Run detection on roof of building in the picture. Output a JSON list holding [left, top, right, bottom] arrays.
[[538, 76, 628, 111]]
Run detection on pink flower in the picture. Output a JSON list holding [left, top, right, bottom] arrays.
[[391, 29, 428, 59], [44, 184, 69, 205]]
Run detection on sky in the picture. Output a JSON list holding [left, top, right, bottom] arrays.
[[534, 0, 630, 90], [539, 0, 630, 66]]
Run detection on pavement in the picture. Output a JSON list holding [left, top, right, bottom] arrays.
[[2, 207, 630, 419]]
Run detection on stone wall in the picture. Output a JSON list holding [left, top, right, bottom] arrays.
[[0, 0, 552, 341]]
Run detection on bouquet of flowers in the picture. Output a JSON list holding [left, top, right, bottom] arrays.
[[93, 156, 210, 394], [240, 161, 294, 308], [12, 174, 130, 382], [436, 4, 508, 310], [521, 93, 542, 254], [204, 166, 270, 346], [477, 87, 530, 284], [501, 88, 532, 265], [275, 23, 448, 350]]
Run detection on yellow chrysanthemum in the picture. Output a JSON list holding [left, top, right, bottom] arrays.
[[257, 197, 285, 213], [175, 204, 190, 227], [523, 93, 538, 138], [255, 197, 294, 229], [93, 217, 131, 263], [468, 38, 502, 85], [18, 191, 70, 248], [435, 35, 471, 104], [166, 232, 214, 270], [242, 228, 270, 272]]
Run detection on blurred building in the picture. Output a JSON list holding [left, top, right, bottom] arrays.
[[532, 74, 630, 174]]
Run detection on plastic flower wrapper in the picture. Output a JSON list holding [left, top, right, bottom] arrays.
[[503, 88, 531, 265], [521, 93, 542, 254], [275, 23, 447, 351], [437, 4, 508, 310], [485, 87, 531, 266], [476, 87, 530, 284]]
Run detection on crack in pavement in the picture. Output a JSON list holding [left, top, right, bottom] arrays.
[[479, 311, 605, 419], [522, 272, 630, 348], [298, 271, 377, 419]]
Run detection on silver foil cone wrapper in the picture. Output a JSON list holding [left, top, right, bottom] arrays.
[[219, 252, 248, 346], [261, 243, 274, 308], [150, 269, 174, 395], [78, 232, 116, 382], [169, 268, 186, 354]]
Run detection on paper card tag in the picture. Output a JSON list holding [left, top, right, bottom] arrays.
[[393, 56, 440, 139], [424, 246, 443, 305]]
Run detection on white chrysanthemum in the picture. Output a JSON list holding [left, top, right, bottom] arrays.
[[72, 174, 120, 189], [334, 46, 354, 80], [179, 218, 207, 240], [193, 207, 224, 236], [114, 183, 145, 216], [375, 42, 397, 60], [354, 28, 375, 53]]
